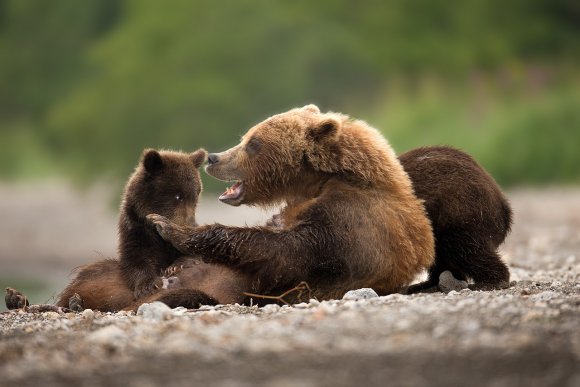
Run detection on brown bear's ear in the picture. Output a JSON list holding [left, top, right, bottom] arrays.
[[308, 118, 340, 142], [190, 148, 208, 168], [302, 104, 320, 113], [142, 149, 164, 174]]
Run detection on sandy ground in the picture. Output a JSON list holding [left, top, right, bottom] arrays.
[[0, 183, 579, 386]]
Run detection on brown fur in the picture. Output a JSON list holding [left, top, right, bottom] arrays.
[[399, 146, 512, 292], [124, 257, 249, 310], [56, 259, 135, 312], [55, 149, 209, 311], [148, 105, 435, 303]]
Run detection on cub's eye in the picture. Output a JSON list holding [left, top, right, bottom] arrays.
[[246, 137, 261, 155], [174, 194, 182, 201]]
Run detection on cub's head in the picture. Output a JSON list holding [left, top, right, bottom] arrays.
[[205, 104, 348, 207], [123, 148, 207, 226]]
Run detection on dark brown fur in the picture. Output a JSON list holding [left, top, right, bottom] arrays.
[[148, 105, 435, 304], [119, 148, 207, 298], [399, 146, 512, 292], [55, 149, 209, 311]]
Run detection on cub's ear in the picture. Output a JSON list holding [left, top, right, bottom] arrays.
[[302, 104, 320, 113], [142, 149, 164, 174], [308, 117, 340, 141], [190, 148, 208, 168]]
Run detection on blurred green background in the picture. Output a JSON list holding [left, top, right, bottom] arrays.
[[1, 0, 579, 189]]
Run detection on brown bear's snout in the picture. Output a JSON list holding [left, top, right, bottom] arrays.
[[207, 153, 220, 165]]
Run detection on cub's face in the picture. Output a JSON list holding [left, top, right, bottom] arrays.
[[205, 104, 341, 206], [126, 149, 207, 226]]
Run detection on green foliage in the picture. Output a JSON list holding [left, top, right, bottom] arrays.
[[1, 0, 579, 188], [370, 71, 580, 186]]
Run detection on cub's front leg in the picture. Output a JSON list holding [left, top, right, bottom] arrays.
[[146, 214, 197, 255]]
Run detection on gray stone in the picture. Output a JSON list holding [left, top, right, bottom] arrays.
[[342, 288, 379, 300], [136, 301, 172, 321], [438, 271, 468, 293]]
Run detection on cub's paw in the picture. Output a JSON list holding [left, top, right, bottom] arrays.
[[146, 214, 173, 239], [5, 287, 29, 310], [68, 293, 84, 312]]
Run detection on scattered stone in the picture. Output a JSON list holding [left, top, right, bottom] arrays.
[[262, 304, 280, 313], [343, 288, 379, 300], [438, 271, 469, 293], [81, 309, 95, 320], [136, 302, 172, 321], [45, 311, 60, 320]]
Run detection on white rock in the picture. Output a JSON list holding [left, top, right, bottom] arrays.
[[343, 288, 379, 300], [45, 311, 60, 320], [81, 309, 95, 320], [137, 301, 172, 321], [262, 304, 280, 313]]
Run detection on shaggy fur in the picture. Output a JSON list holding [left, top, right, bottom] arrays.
[[55, 149, 209, 311], [148, 105, 435, 303], [399, 146, 512, 292]]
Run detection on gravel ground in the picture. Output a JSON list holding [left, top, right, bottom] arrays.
[[1, 187, 579, 386]]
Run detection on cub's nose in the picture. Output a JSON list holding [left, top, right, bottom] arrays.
[[207, 153, 219, 165]]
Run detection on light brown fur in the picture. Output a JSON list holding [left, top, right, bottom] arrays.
[[149, 105, 435, 302]]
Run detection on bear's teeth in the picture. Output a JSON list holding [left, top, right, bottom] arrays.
[[220, 181, 243, 201]]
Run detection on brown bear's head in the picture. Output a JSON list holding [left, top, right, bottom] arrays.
[[205, 104, 383, 207], [122, 148, 207, 225]]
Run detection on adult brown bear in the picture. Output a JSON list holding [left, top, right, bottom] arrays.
[[148, 105, 435, 303]]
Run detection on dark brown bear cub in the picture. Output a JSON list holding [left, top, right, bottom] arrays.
[[55, 148, 208, 311], [400, 146, 512, 293], [118, 148, 207, 299]]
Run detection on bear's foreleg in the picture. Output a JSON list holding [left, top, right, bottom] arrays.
[[147, 214, 318, 282]]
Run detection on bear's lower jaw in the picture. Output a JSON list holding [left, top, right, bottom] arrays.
[[219, 181, 245, 206]]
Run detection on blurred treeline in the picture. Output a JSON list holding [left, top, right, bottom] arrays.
[[1, 0, 579, 190]]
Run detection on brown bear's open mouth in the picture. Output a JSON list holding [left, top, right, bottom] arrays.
[[219, 181, 244, 205]]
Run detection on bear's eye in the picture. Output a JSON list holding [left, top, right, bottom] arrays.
[[174, 193, 182, 201], [246, 137, 261, 155]]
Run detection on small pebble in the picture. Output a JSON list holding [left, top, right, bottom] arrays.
[[82, 309, 95, 320], [343, 288, 379, 301], [45, 312, 60, 320], [262, 304, 280, 313], [137, 302, 172, 321], [438, 271, 468, 293]]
